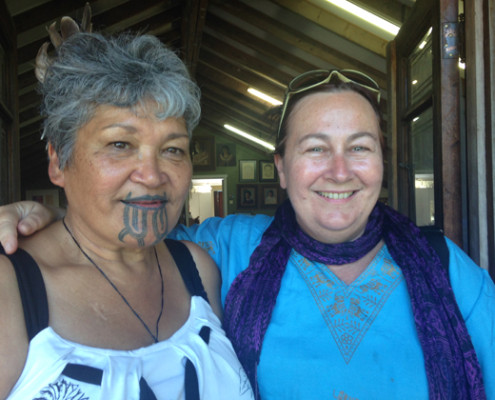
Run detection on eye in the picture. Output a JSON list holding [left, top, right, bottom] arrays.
[[111, 141, 130, 150], [162, 147, 187, 160], [307, 146, 324, 153], [166, 147, 184, 154], [352, 145, 368, 152]]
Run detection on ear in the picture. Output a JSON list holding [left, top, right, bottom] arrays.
[[274, 154, 287, 189], [47, 143, 65, 188]]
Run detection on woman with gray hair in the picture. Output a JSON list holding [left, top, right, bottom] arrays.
[[0, 23, 253, 400]]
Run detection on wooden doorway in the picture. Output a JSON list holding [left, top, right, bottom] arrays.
[[387, 0, 463, 244]]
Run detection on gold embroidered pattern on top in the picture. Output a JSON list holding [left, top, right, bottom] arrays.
[[198, 240, 216, 255], [294, 250, 402, 363]]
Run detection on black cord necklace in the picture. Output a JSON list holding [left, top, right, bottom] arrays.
[[62, 218, 164, 343]]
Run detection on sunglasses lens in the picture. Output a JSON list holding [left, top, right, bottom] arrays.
[[279, 69, 380, 138], [339, 70, 379, 91], [288, 70, 331, 91], [289, 69, 379, 95]]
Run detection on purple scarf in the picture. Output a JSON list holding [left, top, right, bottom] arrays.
[[223, 200, 486, 400]]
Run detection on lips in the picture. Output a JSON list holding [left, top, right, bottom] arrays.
[[317, 191, 355, 200], [121, 194, 168, 209]]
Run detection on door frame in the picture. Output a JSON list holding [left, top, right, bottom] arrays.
[[387, 0, 462, 243]]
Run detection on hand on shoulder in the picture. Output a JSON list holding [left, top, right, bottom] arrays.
[[0, 201, 64, 254]]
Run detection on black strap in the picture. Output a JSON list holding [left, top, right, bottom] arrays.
[[0, 244, 49, 339], [165, 239, 213, 400], [139, 377, 158, 400], [2, 240, 211, 399], [165, 239, 209, 302], [184, 326, 211, 400], [62, 363, 103, 385], [420, 227, 450, 274]]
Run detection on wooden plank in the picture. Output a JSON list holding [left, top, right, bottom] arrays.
[[437, 0, 462, 245], [12, 0, 93, 32], [488, 0, 495, 278], [201, 33, 292, 87], [386, 39, 399, 208], [196, 118, 270, 156], [181, 0, 208, 76], [199, 75, 273, 117], [204, 13, 316, 74], [0, 0, 21, 202], [464, 0, 491, 269], [201, 99, 272, 138], [353, 0, 412, 24], [216, 1, 387, 88], [272, 0, 389, 57], [199, 47, 284, 98], [201, 100, 275, 144], [16, 4, 182, 64], [197, 77, 274, 132]]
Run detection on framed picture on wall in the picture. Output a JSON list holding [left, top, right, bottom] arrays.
[[259, 160, 277, 182], [191, 136, 215, 171], [239, 160, 257, 182], [237, 184, 258, 209], [216, 143, 236, 167], [25, 189, 60, 207], [261, 185, 279, 207]]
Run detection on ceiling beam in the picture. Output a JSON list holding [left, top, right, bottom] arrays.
[[214, 1, 387, 88], [181, 0, 208, 76], [268, 0, 390, 57]]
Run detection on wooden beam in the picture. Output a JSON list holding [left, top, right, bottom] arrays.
[[199, 48, 285, 98], [199, 75, 271, 117], [0, 0, 21, 202], [12, 0, 93, 32], [436, 0, 462, 245], [16, 4, 182, 65], [205, 13, 317, 74], [201, 33, 292, 87], [215, 1, 387, 88], [386, 40, 399, 209], [181, 0, 208, 76], [272, 0, 389, 57], [465, 0, 493, 270], [352, 0, 412, 24]]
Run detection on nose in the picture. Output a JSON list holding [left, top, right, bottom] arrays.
[[325, 153, 353, 182], [130, 152, 167, 187]]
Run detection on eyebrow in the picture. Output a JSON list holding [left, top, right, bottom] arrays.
[[102, 123, 189, 139], [297, 131, 379, 145], [102, 123, 138, 132]]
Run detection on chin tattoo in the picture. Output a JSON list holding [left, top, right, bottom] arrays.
[[118, 193, 170, 246]]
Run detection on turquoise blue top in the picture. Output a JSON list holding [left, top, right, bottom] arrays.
[[171, 214, 495, 400]]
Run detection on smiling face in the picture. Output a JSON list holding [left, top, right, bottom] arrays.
[[274, 90, 383, 244], [49, 104, 192, 249]]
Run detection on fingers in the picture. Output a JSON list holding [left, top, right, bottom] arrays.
[[0, 205, 22, 254], [0, 201, 63, 255]]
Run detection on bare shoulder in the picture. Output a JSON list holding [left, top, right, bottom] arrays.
[[179, 241, 223, 319], [0, 254, 29, 397]]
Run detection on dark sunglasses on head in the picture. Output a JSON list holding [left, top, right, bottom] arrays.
[[277, 69, 381, 138]]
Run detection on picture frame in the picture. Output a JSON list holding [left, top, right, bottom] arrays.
[[239, 159, 257, 182], [237, 184, 258, 209], [191, 136, 215, 171], [259, 160, 277, 182], [216, 143, 236, 167], [25, 189, 60, 207], [260, 185, 279, 207]]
